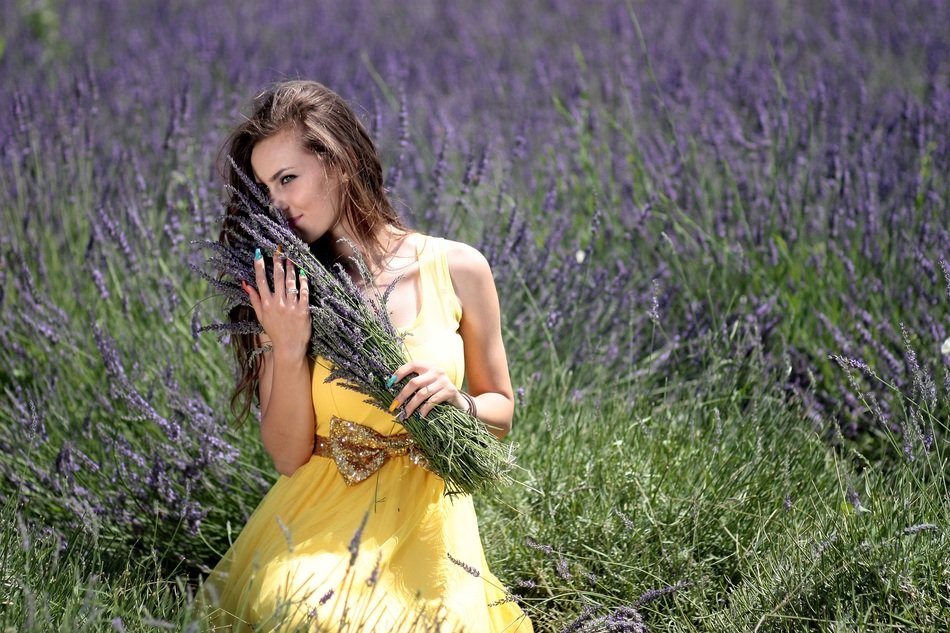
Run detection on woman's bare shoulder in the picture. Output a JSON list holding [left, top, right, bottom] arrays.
[[438, 238, 498, 311], [441, 238, 492, 279]]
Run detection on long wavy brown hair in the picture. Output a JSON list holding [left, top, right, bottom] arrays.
[[218, 80, 407, 424]]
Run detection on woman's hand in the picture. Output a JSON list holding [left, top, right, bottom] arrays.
[[242, 248, 316, 476], [388, 360, 467, 420], [242, 248, 311, 361]]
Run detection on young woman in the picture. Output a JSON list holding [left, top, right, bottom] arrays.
[[203, 80, 533, 632]]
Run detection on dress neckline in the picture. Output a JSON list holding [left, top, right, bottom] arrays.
[[393, 234, 428, 334]]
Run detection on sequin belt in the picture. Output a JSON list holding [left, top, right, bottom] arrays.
[[313, 416, 432, 485]]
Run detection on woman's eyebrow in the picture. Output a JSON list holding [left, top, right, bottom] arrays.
[[266, 166, 293, 183]]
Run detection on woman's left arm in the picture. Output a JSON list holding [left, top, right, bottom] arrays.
[[447, 241, 514, 439], [390, 241, 514, 439]]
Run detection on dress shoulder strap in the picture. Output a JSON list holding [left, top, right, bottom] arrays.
[[418, 235, 462, 327]]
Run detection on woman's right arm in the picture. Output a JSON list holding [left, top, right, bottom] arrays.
[[245, 252, 315, 476], [255, 336, 315, 476]]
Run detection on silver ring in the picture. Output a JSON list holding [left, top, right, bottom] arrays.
[[287, 288, 299, 296]]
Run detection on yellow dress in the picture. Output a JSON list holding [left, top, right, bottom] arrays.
[[204, 235, 533, 632]]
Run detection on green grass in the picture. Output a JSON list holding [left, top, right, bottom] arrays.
[[480, 328, 950, 631], [3, 323, 947, 631]]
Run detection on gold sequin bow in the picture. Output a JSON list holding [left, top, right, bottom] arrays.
[[314, 416, 431, 485]]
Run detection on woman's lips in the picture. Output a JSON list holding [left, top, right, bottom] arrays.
[[288, 215, 302, 228]]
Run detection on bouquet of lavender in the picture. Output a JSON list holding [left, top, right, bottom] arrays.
[[192, 174, 514, 496]]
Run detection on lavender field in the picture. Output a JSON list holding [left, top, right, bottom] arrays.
[[1, 0, 948, 630]]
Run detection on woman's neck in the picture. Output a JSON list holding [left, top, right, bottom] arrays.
[[311, 222, 411, 283]]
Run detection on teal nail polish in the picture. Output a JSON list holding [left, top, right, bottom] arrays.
[[385, 374, 397, 388], [254, 248, 262, 261]]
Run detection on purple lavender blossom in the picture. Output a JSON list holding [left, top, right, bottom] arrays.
[[348, 513, 368, 567], [446, 552, 481, 578], [634, 579, 691, 606]]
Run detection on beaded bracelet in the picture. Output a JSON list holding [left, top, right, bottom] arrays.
[[460, 391, 478, 419]]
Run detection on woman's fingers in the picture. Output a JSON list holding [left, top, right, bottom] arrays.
[[388, 360, 424, 389], [391, 367, 455, 419], [273, 250, 286, 299], [254, 249, 271, 298], [298, 269, 309, 306], [285, 259, 298, 302], [389, 364, 425, 408], [242, 279, 263, 319], [254, 247, 305, 306], [403, 381, 449, 419], [245, 248, 310, 359], [416, 385, 451, 419]]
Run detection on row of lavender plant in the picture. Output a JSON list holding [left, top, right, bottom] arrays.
[[4, 1, 946, 413], [0, 0, 947, 622]]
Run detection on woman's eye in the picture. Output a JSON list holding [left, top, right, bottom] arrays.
[[280, 175, 295, 185]]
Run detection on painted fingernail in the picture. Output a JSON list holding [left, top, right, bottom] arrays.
[[385, 374, 397, 388], [388, 400, 401, 412], [276, 245, 284, 258], [254, 248, 262, 261], [395, 410, 406, 422], [300, 270, 308, 279]]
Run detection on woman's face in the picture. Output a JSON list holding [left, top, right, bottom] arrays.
[[250, 128, 344, 243]]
